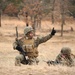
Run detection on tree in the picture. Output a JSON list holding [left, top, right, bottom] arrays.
[[0, 0, 5, 27], [0, 0, 24, 27], [19, 0, 43, 34], [51, 0, 55, 24], [4, 0, 24, 16], [60, 0, 65, 37]]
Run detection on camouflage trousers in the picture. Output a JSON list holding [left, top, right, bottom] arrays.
[[15, 54, 39, 66]]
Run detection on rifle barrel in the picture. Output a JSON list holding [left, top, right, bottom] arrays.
[[16, 26, 18, 39]]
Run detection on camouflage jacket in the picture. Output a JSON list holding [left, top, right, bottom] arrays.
[[13, 34, 53, 58], [34, 34, 53, 47], [55, 53, 75, 66]]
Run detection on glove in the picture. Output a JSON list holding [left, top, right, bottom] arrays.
[[51, 27, 56, 35]]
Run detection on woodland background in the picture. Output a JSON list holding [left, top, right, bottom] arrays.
[[0, 0, 75, 75]]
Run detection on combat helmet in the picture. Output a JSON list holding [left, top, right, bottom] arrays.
[[24, 26, 33, 35], [61, 47, 71, 55]]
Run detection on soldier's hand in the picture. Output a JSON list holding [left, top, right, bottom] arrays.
[[51, 27, 56, 35]]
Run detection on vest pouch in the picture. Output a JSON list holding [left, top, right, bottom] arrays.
[[25, 45, 34, 52]]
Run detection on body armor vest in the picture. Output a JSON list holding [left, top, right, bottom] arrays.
[[20, 37, 38, 58]]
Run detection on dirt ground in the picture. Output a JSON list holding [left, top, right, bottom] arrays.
[[0, 17, 75, 75]]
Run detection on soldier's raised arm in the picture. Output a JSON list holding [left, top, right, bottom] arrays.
[[35, 28, 56, 47]]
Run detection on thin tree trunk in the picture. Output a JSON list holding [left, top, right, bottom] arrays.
[[0, 10, 1, 27], [51, 14, 54, 24], [60, 0, 65, 37], [25, 12, 28, 25], [51, 0, 55, 24], [0, 1, 1, 27], [38, 16, 41, 29], [0, 0, 5, 27], [32, 16, 36, 35]]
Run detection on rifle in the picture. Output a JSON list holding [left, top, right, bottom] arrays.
[[43, 60, 59, 66], [15, 26, 26, 56]]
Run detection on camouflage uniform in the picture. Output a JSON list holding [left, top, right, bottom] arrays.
[[13, 26, 56, 66], [55, 47, 75, 66]]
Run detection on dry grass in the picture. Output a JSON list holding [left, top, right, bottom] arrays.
[[0, 17, 75, 75]]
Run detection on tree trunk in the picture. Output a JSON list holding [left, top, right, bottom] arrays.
[[0, 10, 1, 27], [32, 16, 36, 35], [60, 0, 65, 37], [38, 16, 41, 29], [51, 0, 55, 24], [51, 14, 54, 24]]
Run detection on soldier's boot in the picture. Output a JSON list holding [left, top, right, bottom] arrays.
[[28, 58, 39, 65], [15, 59, 21, 66]]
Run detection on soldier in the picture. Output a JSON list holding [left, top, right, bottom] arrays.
[[55, 47, 75, 66], [13, 26, 56, 66], [46, 47, 75, 66]]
